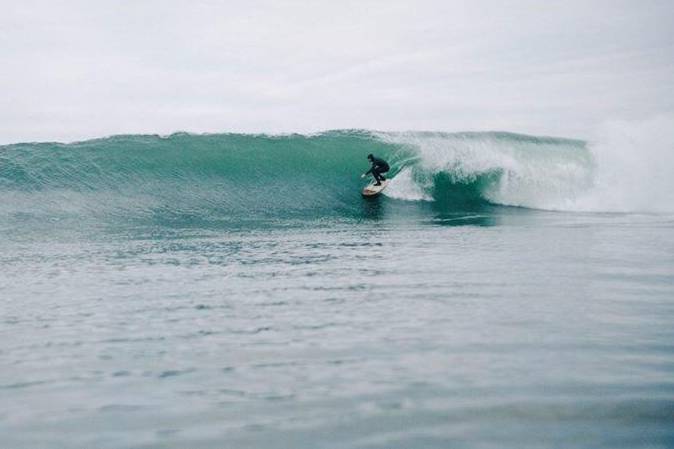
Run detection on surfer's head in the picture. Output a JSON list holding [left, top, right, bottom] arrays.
[[367, 153, 374, 161]]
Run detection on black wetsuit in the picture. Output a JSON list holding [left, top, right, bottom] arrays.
[[365, 157, 390, 184]]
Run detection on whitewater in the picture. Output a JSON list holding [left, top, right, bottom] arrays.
[[2, 123, 674, 449]]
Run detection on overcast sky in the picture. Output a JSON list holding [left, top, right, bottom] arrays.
[[1, 0, 673, 143]]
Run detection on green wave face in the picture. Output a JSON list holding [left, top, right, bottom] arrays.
[[0, 130, 592, 232]]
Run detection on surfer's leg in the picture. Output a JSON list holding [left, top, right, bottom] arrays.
[[373, 168, 383, 185]]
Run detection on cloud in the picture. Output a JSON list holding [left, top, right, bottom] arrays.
[[1, 0, 673, 143]]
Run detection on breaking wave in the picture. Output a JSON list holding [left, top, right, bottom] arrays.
[[1, 121, 672, 232]]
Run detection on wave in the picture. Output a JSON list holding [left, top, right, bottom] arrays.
[[377, 131, 592, 210], [0, 131, 398, 228], [1, 123, 671, 230]]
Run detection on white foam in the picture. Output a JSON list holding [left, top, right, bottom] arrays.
[[378, 120, 674, 213], [384, 167, 432, 201]]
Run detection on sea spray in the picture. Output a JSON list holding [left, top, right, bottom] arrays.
[[574, 115, 674, 212]]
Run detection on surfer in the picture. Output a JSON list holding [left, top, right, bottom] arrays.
[[361, 154, 390, 186]]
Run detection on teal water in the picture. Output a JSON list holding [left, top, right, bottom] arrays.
[[1, 131, 673, 448]]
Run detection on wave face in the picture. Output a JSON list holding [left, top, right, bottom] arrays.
[[1, 131, 399, 230], [1, 127, 667, 231]]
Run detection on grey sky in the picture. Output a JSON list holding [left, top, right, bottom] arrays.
[[2, 0, 673, 143]]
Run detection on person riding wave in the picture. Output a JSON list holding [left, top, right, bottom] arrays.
[[361, 154, 390, 186]]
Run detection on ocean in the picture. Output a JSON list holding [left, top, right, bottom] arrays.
[[2, 130, 673, 448]]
